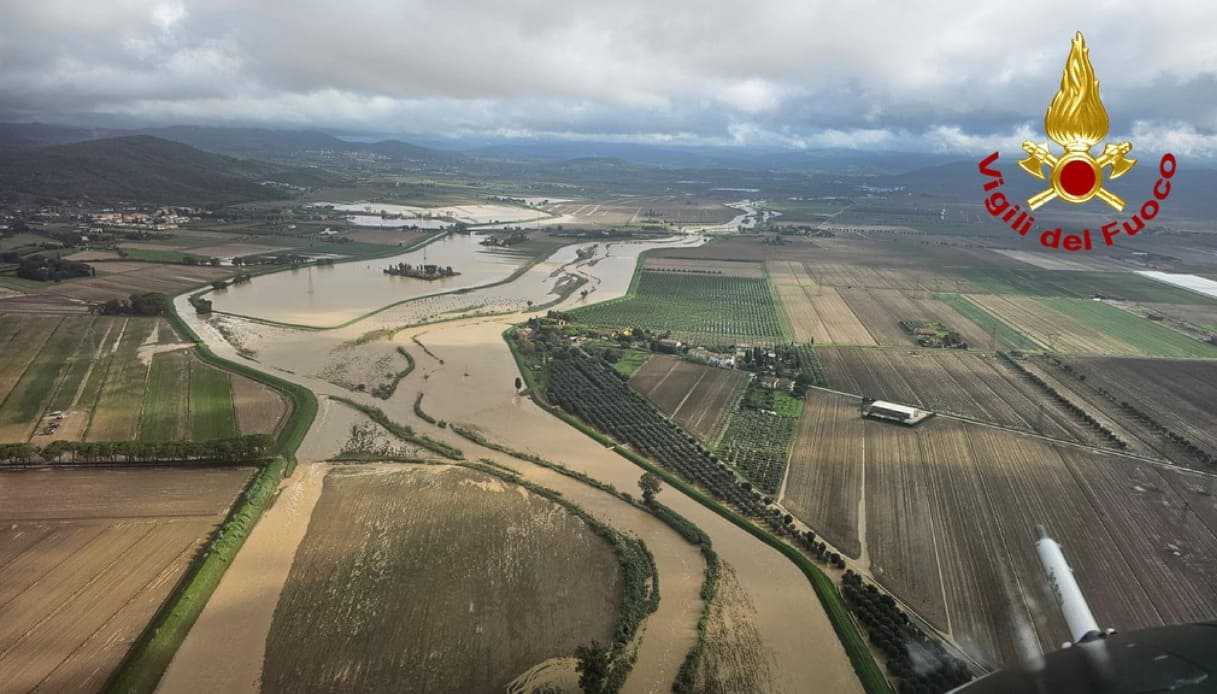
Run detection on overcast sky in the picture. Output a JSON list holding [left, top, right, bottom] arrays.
[[3, 1, 1217, 156]]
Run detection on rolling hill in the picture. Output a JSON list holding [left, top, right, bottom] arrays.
[[0, 135, 338, 205]]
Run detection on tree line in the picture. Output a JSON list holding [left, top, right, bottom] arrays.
[[0, 434, 274, 464]]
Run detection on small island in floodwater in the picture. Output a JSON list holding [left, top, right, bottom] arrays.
[[383, 262, 460, 280]]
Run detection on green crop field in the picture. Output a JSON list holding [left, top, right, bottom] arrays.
[[0, 318, 83, 440], [1041, 298, 1217, 358], [960, 270, 1214, 304], [936, 293, 1039, 350], [573, 271, 787, 345], [190, 362, 238, 440], [0, 312, 270, 444], [610, 350, 651, 377], [140, 352, 191, 441]]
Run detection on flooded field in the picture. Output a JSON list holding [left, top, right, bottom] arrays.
[[166, 231, 862, 693], [207, 233, 528, 325], [321, 201, 549, 227]]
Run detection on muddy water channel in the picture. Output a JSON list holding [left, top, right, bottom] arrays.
[[169, 232, 863, 694]]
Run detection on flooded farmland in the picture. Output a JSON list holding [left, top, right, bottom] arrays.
[[207, 233, 529, 326]]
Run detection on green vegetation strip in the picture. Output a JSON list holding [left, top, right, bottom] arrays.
[[936, 292, 1038, 351], [330, 396, 463, 460], [1040, 297, 1217, 358], [502, 328, 892, 694], [189, 362, 239, 440], [107, 458, 283, 694]]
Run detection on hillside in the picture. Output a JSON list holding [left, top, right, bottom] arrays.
[[0, 135, 337, 205]]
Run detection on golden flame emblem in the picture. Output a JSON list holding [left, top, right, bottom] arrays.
[[1019, 32, 1136, 210]]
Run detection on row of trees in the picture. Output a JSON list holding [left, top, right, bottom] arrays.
[[94, 292, 165, 316], [997, 352, 1128, 448], [14, 255, 93, 282], [1049, 358, 1215, 467], [0, 434, 274, 464], [842, 571, 974, 694]]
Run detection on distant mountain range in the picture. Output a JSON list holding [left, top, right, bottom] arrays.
[[0, 123, 456, 165], [0, 123, 959, 174], [0, 135, 339, 205]]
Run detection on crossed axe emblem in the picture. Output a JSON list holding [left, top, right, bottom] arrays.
[[1018, 141, 1137, 211]]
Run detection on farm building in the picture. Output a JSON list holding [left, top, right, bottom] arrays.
[[862, 400, 933, 426]]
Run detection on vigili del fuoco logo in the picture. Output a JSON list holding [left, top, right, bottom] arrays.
[[977, 32, 1177, 252]]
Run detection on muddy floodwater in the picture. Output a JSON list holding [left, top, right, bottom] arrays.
[[167, 231, 862, 694], [208, 233, 528, 326]]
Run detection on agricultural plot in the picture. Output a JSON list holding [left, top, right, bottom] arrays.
[[837, 288, 992, 348], [572, 270, 786, 346], [548, 353, 766, 514], [715, 407, 798, 494], [262, 465, 624, 693], [779, 396, 1217, 668], [781, 391, 864, 559], [629, 355, 748, 440], [0, 313, 282, 444], [816, 348, 1102, 445], [767, 260, 877, 346], [0, 466, 251, 692], [1065, 357, 1217, 453], [968, 295, 1215, 356], [960, 269, 1217, 304], [966, 295, 1129, 354], [30, 263, 230, 303], [1039, 298, 1217, 358], [934, 293, 1040, 351]]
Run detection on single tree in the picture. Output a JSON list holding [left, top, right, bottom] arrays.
[[639, 471, 662, 505], [514, 376, 523, 391], [575, 641, 611, 693]]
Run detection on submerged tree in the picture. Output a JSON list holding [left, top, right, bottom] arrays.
[[575, 641, 611, 693], [639, 471, 662, 506]]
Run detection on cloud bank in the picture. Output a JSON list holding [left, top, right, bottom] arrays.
[[3, 1, 1216, 156]]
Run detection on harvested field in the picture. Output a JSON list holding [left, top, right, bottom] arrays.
[[0, 466, 250, 692], [967, 295, 1135, 354], [629, 355, 747, 439], [1059, 357, 1217, 457], [643, 257, 765, 278], [791, 288, 874, 346], [781, 390, 864, 558], [780, 396, 1217, 668], [262, 465, 624, 694], [837, 287, 992, 348], [33, 264, 230, 303], [817, 348, 1104, 444]]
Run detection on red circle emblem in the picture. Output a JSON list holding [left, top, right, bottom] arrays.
[[1059, 159, 1097, 197]]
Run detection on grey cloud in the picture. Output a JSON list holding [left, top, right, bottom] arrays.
[[2, 0, 1216, 156]]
